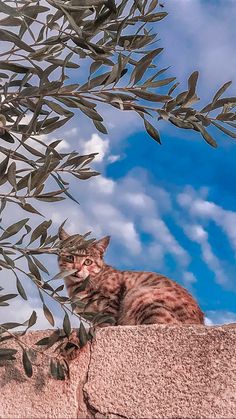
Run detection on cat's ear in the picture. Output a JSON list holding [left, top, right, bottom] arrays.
[[58, 228, 70, 241], [93, 236, 110, 254]]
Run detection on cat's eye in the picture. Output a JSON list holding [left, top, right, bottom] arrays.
[[84, 258, 92, 266], [65, 255, 74, 262]]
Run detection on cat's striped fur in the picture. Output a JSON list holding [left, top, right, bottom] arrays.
[[58, 230, 204, 326]]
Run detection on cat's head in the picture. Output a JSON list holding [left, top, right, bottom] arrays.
[[58, 228, 110, 281]]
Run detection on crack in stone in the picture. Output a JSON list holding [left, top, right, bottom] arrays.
[[80, 340, 129, 419], [81, 341, 98, 418], [106, 412, 129, 419]]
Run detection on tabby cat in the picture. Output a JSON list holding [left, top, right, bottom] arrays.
[[58, 229, 204, 326]]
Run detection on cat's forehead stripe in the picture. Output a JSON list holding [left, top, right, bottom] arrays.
[[61, 249, 89, 256]]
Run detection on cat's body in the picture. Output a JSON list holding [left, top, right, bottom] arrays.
[[59, 231, 204, 326]]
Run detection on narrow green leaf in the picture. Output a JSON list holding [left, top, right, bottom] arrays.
[[0, 61, 30, 73], [28, 311, 37, 328], [0, 131, 14, 143], [19, 203, 43, 216], [35, 337, 50, 346], [0, 321, 21, 329], [22, 349, 33, 378], [59, 5, 82, 37], [1, 249, 15, 267], [27, 256, 41, 280], [63, 312, 71, 337], [35, 196, 64, 202], [131, 48, 163, 85], [16, 278, 27, 300], [0, 218, 29, 241], [0, 1, 19, 16], [0, 260, 12, 269], [212, 81, 232, 103], [131, 89, 171, 102], [50, 359, 65, 380], [0, 156, 9, 180], [168, 82, 180, 95], [51, 174, 80, 205], [201, 97, 236, 113], [193, 122, 217, 148], [44, 100, 72, 116], [93, 120, 108, 134], [169, 116, 193, 129], [185, 71, 199, 102], [32, 256, 49, 275], [7, 162, 17, 190], [43, 304, 55, 326], [78, 321, 88, 348], [79, 71, 111, 91], [0, 294, 17, 303], [211, 120, 236, 139], [50, 359, 58, 379], [51, 269, 78, 280], [0, 29, 34, 52], [144, 119, 161, 144], [0, 348, 17, 360], [54, 284, 64, 293], [40, 116, 72, 134], [29, 220, 52, 245]]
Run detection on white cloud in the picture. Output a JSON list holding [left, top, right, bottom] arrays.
[[160, 0, 236, 93], [122, 192, 151, 209], [177, 186, 236, 287], [142, 217, 190, 267], [183, 271, 197, 285], [92, 176, 115, 194], [79, 132, 121, 165], [90, 202, 142, 255], [182, 222, 226, 286], [82, 133, 109, 162], [46, 167, 190, 270], [204, 317, 214, 326], [184, 224, 208, 243], [107, 154, 121, 163], [205, 310, 236, 326], [178, 189, 236, 256]]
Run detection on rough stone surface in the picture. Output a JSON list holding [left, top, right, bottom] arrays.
[[84, 325, 236, 419], [0, 330, 90, 419], [0, 325, 236, 419]]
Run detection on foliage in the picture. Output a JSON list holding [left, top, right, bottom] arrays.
[[0, 0, 236, 379]]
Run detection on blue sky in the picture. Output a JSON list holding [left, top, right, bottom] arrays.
[[1, 0, 236, 328]]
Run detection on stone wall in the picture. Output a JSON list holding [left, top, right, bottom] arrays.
[[1, 324, 236, 418]]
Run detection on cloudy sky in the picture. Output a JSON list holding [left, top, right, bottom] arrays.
[[2, 0, 236, 328]]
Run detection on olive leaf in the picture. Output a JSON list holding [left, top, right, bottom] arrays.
[[144, 118, 161, 144], [78, 321, 88, 348], [0, 219, 29, 241], [22, 349, 33, 378], [42, 304, 55, 327], [0, 348, 17, 361], [63, 312, 71, 337]]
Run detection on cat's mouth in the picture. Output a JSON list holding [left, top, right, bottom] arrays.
[[71, 272, 84, 282]]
